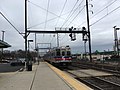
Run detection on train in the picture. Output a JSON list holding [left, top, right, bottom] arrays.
[[43, 45, 72, 67]]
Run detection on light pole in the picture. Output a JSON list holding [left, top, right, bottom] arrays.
[[57, 33, 59, 47], [2, 31, 5, 41], [1, 31, 5, 60], [27, 40, 33, 71], [28, 40, 33, 51], [35, 33, 37, 49], [113, 26, 120, 56]]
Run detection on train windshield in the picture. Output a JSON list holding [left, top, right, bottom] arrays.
[[62, 51, 65, 56], [67, 51, 71, 56], [56, 49, 60, 56]]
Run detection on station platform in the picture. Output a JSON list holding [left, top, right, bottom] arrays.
[[0, 62, 93, 90]]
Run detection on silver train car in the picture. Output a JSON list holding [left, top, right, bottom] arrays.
[[44, 46, 72, 66]]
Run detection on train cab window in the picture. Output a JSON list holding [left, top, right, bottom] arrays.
[[51, 53, 54, 56], [62, 51, 65, 56], [67, 51, 71, 56], [56, 49, 60, 56]]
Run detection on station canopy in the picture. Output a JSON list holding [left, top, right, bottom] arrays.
[[0, 40, 11, 48]]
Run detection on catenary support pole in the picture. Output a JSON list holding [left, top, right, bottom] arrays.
[[25, 0, 28, 69], [85, 0, 92, 62]]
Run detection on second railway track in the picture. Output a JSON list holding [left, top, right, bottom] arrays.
[[61, 63, 120, 90]]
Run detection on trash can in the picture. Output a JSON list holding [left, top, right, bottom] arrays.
[[27, 64, 32, 71]]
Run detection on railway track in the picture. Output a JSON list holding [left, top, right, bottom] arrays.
[[71, 62, 120, 75], [59, 63, 120, 90], [55, 61, 120, 89], [65, 69, 120, 90], [77, 76, 120, 90], [98, 75, 120, 85]]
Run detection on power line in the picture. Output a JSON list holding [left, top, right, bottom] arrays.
[[49, 34, 55, 43], [59, 0, 84, 43], [60, 35, 71, 46], [60, 0, 79, 28], [44, 0, 50, 43], [91, 0, 118, 19], [66, 6, 85, 27], [28, 1, 34, 29], [0, 12, 24, 38], [29, 43, 35, 50], [44, 0, 50, 30], [27, 10, 78, 29], [90, 5, 120, 26], [61, 0, 84, 28], [28, 1, 61, 19], [28, 1, 79, 28], [77, 0, 118, 28], [28, 17, 57, 29], [55, 0, 67, 27]]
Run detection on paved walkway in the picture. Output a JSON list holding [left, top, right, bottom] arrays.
[[31, 62, 73, 90], [0, 63, 72, 90], [0, 64, 36, 90], [0, 62, 92, 90]]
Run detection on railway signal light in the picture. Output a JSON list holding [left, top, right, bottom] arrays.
[[69, 27, 76, 41], [82, 27, 88, 42], [69, 26, 73, 32]]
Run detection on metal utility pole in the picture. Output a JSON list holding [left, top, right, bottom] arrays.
[[57, 33, 59, 47], [114, 26, 117, 52], [35, 33, 37, 49], [25, 0, 28, 69], [2, 31, 5, 41], [1, 31, 5, 60], [85, 0, 92, 62], [113, 26, 120, 56], [84, 40, 87, 59]]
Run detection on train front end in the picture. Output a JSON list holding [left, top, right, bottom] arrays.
[[53, 46, 72, 66]]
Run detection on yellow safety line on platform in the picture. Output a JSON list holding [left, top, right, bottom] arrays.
[[47, 62, 93, 90]]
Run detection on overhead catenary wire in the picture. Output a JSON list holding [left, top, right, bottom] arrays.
[[59, 6, 85, 43], [44, 0, 50, 43], [28, 1, 79, 29], [66, 6, 85, 27], [90, 5, 120, 26], [60, 0, 79, 28], [28, 1, 34, 29], [28, 1, 58, 17], [91, 0, 118, 19], [0, 12, 24, 38], [27, 10, 78, 29], [29, 43, 35, 51], [27, 0, 120, 49], [44, 0, 50, 30], [77, 0, 118, 28], [59, 0, 84, 43], [55, 0, 67, 27], [28, 17, 57, 29], [61, 0, 84, 28]]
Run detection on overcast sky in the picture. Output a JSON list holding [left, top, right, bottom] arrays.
[[0, 0, 120, 53]]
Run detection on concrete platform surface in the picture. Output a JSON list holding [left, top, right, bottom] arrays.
[[68, 69, 112, 77], [31, 62, 73, 90], [0, 62, 93, 90]]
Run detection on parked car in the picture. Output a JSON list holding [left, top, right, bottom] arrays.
[[10, 60, 25, 66], [0, 60, 10, 63]]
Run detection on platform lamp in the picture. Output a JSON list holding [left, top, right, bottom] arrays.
[[113, 26, 120, 56], [1, 30, 5, 61], [27, 39, 33, 71]]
